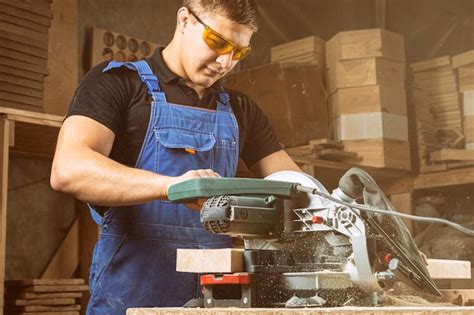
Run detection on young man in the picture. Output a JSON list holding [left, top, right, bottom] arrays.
[[51, 0, 300, 313]]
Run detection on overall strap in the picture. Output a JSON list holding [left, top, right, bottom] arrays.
[[217, 92, 233, 113], [103, 60, 167, 102]]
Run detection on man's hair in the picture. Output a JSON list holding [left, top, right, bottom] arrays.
[[183, 0, 258, 32]]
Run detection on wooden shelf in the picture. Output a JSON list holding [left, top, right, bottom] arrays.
[[413, 166, 474, 190]]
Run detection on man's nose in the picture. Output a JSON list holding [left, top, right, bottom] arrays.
[[216, 51, 235, 69]]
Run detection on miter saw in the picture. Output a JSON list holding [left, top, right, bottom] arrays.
[[168, 168, 441, 308]]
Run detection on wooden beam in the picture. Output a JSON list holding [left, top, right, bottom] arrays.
[[389, 192, 414, 234], [430, 149, 474, 162], [413, 166, 474, 189], [0, 117, 9, 312], [427, 259, 471, 280], [41, 219, 79, 279], [177, 248, 244, 273]]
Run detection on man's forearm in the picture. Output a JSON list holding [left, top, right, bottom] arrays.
[[51, 146, 171, 206]]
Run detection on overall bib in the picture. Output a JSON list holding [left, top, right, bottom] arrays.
[[86, 60, 238, 314]]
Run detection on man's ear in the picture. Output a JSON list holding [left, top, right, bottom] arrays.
[[177, 7, 191, 33]]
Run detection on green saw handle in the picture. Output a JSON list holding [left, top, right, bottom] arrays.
[[167, 177, 300, 202]]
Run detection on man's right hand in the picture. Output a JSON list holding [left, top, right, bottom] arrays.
[[165, 169, 221, 210]]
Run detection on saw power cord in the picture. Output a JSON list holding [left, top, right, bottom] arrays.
[[297, 186, 474, 237]]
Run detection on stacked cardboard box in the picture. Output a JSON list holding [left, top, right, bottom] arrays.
[[270, 35, 325, 69], [0, 0, 52, 112], [224, 62, 329, 147], [4, 279, 88, 314], [326, 28, 410, 170], [452, 50, 474, 150], [410, 56, 462, 143]]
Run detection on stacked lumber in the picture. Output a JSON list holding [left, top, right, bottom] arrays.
[[91, 27, 161, 68], [0, 0, 52, 112], [285, 138, 359, 162], [4, 279, 88, 315], [452, 49, 474, 150], [408, 83, 437, 168], [326, 28, 410, 171], [410, 56, 463, 145], [270, 35, 325, 69]]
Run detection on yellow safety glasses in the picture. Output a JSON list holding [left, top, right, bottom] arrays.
[[188, 8, 252, 61]]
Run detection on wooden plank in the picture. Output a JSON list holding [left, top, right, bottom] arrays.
[[43, 0, 78, 116], [6, 285, 89, 293], [452, 50, 474, 69], [0, 30, 48, 50], [6, 298, 75, 306], [176, 248, 244, 273], [0, 38, 48, 60], [0, 12, 49, 33], [6, 279, 84, 287], [414, 166, 474, 189], [0, 100, 42, 113], [0, 0, 51, 18], [0, 4, 50, 27], [0, 73, 43, 91], [410, 56, 451, 72], [0, 65, 44, 82], [0, 21, 48, 43], [5, 305, 80, 313], [127, 306, 474, 314], [0, 91, 42, 107], [0, 82, 43, 98], [0, 56, 48, 75], [426, 259, 471, 279], [41, 220, 80, 279], [0, 47, 47, 67], [308, 138, 343, 150], [319, 149, 358, 161], [440, 289, 474, 306], [430, 149, 474, 162], [6, 292, 81, 300], [0, 117, 8, 312], [6, 312, 79, 315]]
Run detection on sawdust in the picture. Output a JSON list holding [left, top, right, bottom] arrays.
[[382, 294, 453, 307]]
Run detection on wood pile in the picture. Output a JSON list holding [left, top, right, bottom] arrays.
[[285, 138, 358, 162], [325, 28, 410, 171], [4, 278, 88, 314], [452, 49, 474, 150], [0, 0, 52, 112]]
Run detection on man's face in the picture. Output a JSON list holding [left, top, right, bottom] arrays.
[[180, 10, 253, 89]]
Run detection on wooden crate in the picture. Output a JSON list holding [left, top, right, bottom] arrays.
[[326, 28, 405, 69], [326, 57, 405, 94], [224, 62, 329, 147], [342, 139, 411, 171]]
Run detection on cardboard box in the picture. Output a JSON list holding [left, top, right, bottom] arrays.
[[326, 28, 405, 69], [224, 62, 329, 147], [326, 57, 405, 94], [329, 84, 407, 118], [342, 139, 411, 171]]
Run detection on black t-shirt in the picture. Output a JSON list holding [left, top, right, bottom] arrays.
[[67, 48, 281, 169]]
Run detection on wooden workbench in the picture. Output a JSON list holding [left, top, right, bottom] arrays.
[[0, 107, 63, 314], [127, 306, 474, 315]]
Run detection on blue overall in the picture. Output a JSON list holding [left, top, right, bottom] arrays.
[[86, 60, 238, 314]]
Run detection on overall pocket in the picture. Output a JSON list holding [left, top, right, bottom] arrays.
[[154, 128, 216, 176]]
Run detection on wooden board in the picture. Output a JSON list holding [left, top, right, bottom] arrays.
[[8, 313, 79, 315], [0, 0, 51, 18], [327, 58, 405, 93], [430, 149, 474, 162], [6, 279, 85, 287], [0, 21, 48, 43], [309, 138, 343, 150], [452, 49, 474, 69], [5, 304, 80, 313], [6, 285, 89, 293], [0, 12, 49, 33], [0, 91, 42, 107], [319, 148, 358, 161], [0, 65, 44, 82], [0, 29, 48, 50], [176, 248, 244, 273], [6, 298, 75, 306], [271, 35, 325, 68], [0, 73, 43, 90], [326, 28, 405, 69], [330, 85, 407, 117], [426, 259, 471, 280], [127, 306, 474, 314], [6, 292, 82, 300], [0, 47, 47, 67], [0, 3, 51, 27], [410, 56, 451, 72], [0, 81, 43, 98], [0, 56, 48, 75]]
